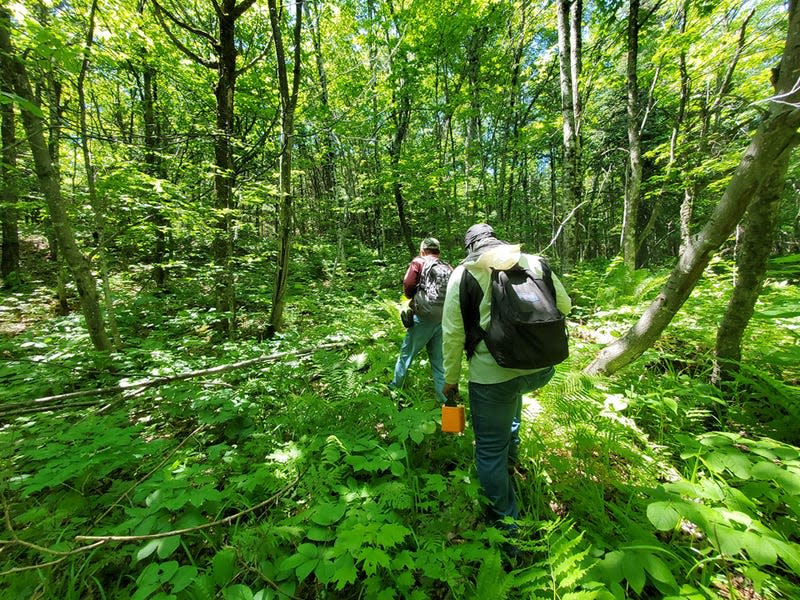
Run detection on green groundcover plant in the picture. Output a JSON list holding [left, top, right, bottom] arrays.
[[1, 248, 798, 599]]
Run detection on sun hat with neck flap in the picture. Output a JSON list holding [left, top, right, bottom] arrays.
[[463, 223, 497, 250]]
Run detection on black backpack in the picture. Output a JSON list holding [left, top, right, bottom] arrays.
[[460, 260, 568, 369], [413, 257, 453, 323]]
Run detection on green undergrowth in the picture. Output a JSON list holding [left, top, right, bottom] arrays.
[[1, 250, 799, 599]]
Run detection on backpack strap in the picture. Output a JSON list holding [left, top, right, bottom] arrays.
[[459, 268, 485, 359]]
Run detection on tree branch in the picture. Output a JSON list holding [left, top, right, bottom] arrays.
[[75, 471, 302, 543], [0, 341, 352, 419], [150, 0, 219, 69]]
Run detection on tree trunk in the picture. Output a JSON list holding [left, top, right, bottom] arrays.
[[268, 0, 303, 335], [622, 0, 641, 270], [306, 0, 345, 268], [78, 0, 120, 349], [389, 94, 414, 258], [585, 0, 800, 376], [1, 7, 112, 351], [1, 58, 20, 286], [142, 65, 168, 289], [151, 0, 261, 315], [557, 0, 580, 269], [712, 125, 795, 380], [212, 3, 238, 337]]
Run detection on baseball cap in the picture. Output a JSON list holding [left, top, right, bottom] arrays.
[[421, 237, 440, 251]]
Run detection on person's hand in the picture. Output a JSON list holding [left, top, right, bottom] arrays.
[[443, 383, 459, 400]]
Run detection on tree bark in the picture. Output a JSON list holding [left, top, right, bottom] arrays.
[[77, 0, 120, 349], [268, 0, 303, 335], [1, 54, 20, 285], [622, 0, 641, 270], [151, 0, 259, 335], [712, 17, 798, 381], [1, 7, 111, 351], [557, 0, 581, 269], [712, 147, 792, 383], [142, 66, 169, 289], [585, 0, 800, 376]]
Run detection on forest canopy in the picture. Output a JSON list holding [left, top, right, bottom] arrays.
[[1, 0, 799, 598]]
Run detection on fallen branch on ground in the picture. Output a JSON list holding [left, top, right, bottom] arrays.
[[0, 340, 354, 419]]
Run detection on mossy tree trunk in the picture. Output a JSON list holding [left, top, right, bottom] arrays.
[[1, 7, 111, 351]]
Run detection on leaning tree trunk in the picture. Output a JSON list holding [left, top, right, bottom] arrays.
[[585, 0, 800, 376], [1, 8, 112, 351], [712, 131, 794, 383]]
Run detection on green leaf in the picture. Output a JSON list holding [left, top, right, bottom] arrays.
[[314, 558, 337, 584], [295, 558, 319, 582], [157, 536, 181, 559], [333, 554, 358, 589], [715, 526, 746, 556], [213, 547, 237, 586], [362, 547, 390, 576], [307, 526, 336, 542], [222, 584, 255, 600], [621, 552, 646, 595], [158, 561, 179, 582], [390, 460, 405, 476], [311, 502, 346, 526], [751, 461, 800, 494], [642, 553, 677, 587], [377, 523, 409, 548], [646, 502, 682, 531], [0, 91, 44, 118], [741, 531, 778, 566], [170, 565, 198, 593], [137, 539, 161, 561]]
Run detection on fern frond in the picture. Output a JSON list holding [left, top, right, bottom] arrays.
[[473, 550, 512, 600], [510, 520, 598, 598], [376, 481, 413, 510]]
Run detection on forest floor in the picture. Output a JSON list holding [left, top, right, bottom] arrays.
[[1, 236, 58, 337]]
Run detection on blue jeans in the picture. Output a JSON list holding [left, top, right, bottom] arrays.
[[469, 367, 555, 521], [390, 315, 446, 404]]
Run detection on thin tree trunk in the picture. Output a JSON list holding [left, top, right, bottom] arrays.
[[569, 0, 582, 261], [557, 0, 579, 269], [78, 0, 120, 349], [622, 0, 641, 270], [151, 0, 259, 335], [585, 0, 800, 376], [306, 0, 345, 268], [1, 8, 112, 351], [142, 66, 168, 289], [268, 0, 303, 335]]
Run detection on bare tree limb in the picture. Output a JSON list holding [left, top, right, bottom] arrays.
[[150, 0, 219, 68], [1, 341, 352, 418], [75, 471, 302, 543]]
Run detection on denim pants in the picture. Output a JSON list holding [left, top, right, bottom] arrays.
[[469, 366, 555, 521], [390, 315, 446, 404]]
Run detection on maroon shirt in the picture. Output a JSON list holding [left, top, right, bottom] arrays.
[[403, 256, 426, 299]]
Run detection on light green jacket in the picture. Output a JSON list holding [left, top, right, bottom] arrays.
[[441, 243, 572, 385]]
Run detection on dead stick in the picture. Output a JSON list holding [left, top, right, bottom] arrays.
[[5, 340, 351, 411], [75, 471, 302, 543]]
